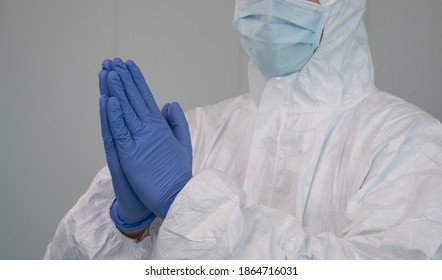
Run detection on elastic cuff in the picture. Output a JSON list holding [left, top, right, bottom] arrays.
[[109, 199, 156, 232]]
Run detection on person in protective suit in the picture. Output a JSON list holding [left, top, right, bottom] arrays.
[[45, 0, 442, 259]]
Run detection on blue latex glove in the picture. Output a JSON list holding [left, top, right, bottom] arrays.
[[99, 59, 155, 232], [106, 58, 193, 219]]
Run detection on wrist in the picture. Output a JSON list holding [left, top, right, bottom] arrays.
[[120, 226, 150, 242]]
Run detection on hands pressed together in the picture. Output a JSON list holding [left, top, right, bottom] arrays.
[[98, 58, 193, 234]]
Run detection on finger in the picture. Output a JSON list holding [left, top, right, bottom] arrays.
[[161, 103, 171, 121], [107, 97, 132, 153], [107, 71, 142, 134], [111, 58, 150, 122], [126, 59, 161, 115], [165, 102, 192, 149], [99, 95, 113, 143], [99, 69, 110, 97], [101, 95, 122, 178], [99, 70, 115, 154], [102, 59, 111, 71]]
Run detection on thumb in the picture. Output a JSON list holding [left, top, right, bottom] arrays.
[[162, 102, 192, 149]]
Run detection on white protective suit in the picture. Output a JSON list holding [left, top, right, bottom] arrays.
[[45, 0, 442, 259]]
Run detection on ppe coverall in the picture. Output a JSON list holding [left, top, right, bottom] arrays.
[[45, 0, 442, 259]]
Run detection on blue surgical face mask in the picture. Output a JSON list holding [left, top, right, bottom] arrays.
[[233, 0, 329, 79]]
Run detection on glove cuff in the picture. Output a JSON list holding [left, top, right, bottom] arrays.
[[109, 199, 156, 232]]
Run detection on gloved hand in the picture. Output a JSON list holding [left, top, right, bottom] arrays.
[[106, 58, 193, 219], [99, 59, 155, 232]]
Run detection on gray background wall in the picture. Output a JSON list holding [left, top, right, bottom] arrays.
[[0, 0, 440, 259], [365, 0, 442, 121]]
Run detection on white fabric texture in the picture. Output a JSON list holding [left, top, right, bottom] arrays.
[[45, 0, 442, 259]]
